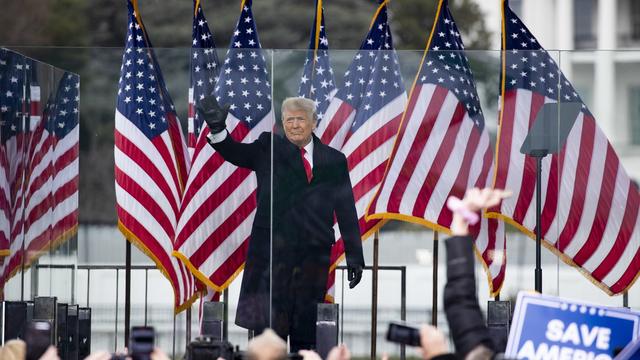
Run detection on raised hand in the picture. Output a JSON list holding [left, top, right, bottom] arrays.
[[197, 95, 230, 134]]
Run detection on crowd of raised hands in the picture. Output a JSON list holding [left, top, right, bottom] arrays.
[[0, 340, 171, 360]]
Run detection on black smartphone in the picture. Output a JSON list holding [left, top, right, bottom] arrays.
[[130, 326, 155, 360], [386, 322, 421, 347], [25, 321, 53, 360]]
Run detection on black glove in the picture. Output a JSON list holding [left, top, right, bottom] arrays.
[[347, 265, 363, 289], [196, 95, 229, 134]]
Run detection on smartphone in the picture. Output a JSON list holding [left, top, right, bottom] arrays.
[[386, 322, 421, 347], [130, 326, 155, 360], [25, 321, 53, 360]]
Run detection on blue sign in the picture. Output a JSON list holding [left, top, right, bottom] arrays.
[[615, 337, 640, 360], [506, 292, 640, 360]]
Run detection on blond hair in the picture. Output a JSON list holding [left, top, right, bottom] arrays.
[[281, 97, 317, 123]]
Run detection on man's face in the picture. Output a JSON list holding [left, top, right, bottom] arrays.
[[282, 109, 315, 147]]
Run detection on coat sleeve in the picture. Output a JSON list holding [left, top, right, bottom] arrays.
[[208, 131, 269, 170], [334, 154, 365, 268], [443, 235, 495, 358]]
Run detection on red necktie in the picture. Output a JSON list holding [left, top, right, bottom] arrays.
[[300, 148, 313, 183]]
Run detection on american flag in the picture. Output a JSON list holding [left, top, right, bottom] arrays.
[[313, 0, 407, 300], [298, 0, 336, 123], [20, 72, 52, 266], [1, 49, 25, 260], [487, 0, 640, 295], [297, 0, 337, 301], [366, 0, 507, 294], [173, 0, 274, 292], [188, 0, 220, 159], [25, 72, 80, 262], [115, 0, 198, 311], [188, 0, 223, 309], [0, 51, 37, 286], [316, 1, 395, 149]]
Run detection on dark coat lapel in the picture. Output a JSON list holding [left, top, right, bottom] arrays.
[[311, 134, 327, 183]]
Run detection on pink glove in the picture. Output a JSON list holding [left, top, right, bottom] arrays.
[[446, 196, 479, 225]]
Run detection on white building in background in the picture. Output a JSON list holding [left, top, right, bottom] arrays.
[[477, 0, 640, 180]]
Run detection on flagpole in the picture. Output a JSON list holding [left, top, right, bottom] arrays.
[[19, 73, 31, 301], [224, 289, 229, 340], [124, 240, 131, 347], [186, 307, 192, 344], [431, 231, 438, 326], [535, 155, 543, 293], [19, 109, 27, 301], [370, 231, 379, 360]]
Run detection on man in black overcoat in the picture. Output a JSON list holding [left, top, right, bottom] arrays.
[[199, 96, 365, 351]]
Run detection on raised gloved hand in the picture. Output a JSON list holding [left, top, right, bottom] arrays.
[[196, 95, 230, 134], [347, 265, 363, 289]]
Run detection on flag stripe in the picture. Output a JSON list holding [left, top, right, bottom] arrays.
[[591, 181, 639, 279], [348, 139, 394, 189], [412, 102, 466, 218], [176, 168, 254, 254], [556, 116, 597, 252], [114, 138, 177, 227], [396, 90, 458, 216], [117, 203, 182, 293], [571, 144, 619, 264], [344, 112, 401, 169], [198, 206, 256, 283], [115, 166, 175, 238], [352, 162, 387, 201], [115, 128, 179, 217], [493, 91, 517, 195], [189, 189, 257, 268], [209, 234, 250, 285], [319, 101, 355, 147], [511, 92, 546, 223], [436, 127, 482, 227], [539, 152, 563, 236], [541, 117, 581, 245], [607, 214, 640, 292], [180, 123, 249, 209], [376, 84, 437, 214]]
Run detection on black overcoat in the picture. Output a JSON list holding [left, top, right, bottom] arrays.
[[444, 235, 496, 357], [209, 131, 364, 342]]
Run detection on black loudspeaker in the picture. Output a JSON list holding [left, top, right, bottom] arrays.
[[186, 337, 234, 360], [56, 303, 68, 360], [33, 296, 57, 345], [316, 303, 339, 360], [487, 300, 511, 352], [201, 302, 224, 340], [67, 305, 79, 360], [78, 308, 91, 359], [3, 301, 28, 342]]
